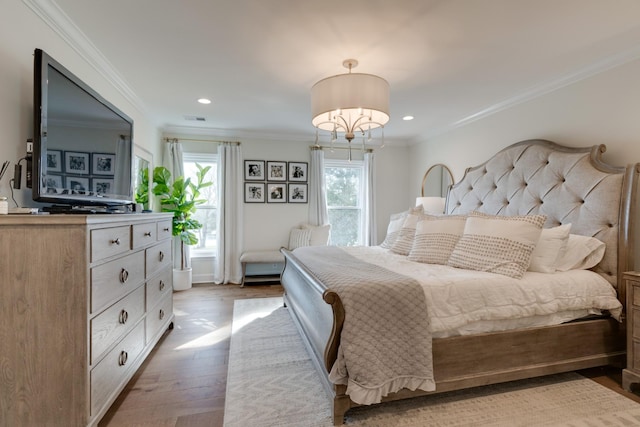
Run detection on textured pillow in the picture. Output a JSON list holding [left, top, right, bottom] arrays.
[[528, 224, 572, 273], [390, 209, 424, 255], [555, 234, 606, 271], [408, 214, 467, 264], [289, 228, 311, 250], [447, 212, 546, 278], [380, 206, 422, 249], [300, 223, 331, 246]]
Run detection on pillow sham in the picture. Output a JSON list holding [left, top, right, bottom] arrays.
[[299, 223, 331, 246], [288, 228, 312, 250], [555, 234, 606, 271], [389, 208, 424, 255], [408, 214, 467, 264], [528, 223, 572, 273], [447, 212, 546, 279], [380, 206, 422, 249]]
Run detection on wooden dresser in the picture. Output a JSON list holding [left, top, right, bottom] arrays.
[[0, 213, 175, 426], [623, 271, 640, 392]]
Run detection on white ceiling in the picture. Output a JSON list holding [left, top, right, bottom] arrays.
[[50, 0, 640, 144]]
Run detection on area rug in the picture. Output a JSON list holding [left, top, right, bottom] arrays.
[[224, 297, 640, 427]]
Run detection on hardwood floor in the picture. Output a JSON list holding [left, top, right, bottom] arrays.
[[99, 283, 640, 427]]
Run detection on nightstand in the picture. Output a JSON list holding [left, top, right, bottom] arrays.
[[623, 271, 640, 391]]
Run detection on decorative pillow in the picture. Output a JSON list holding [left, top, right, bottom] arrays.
[[408, 214, 467, 264], [555, 234, 606, 271], [288, 228, 312, 250], [528, 223, 572, 273], [380, 206, 422, 249], [447, 212, 546, 279], [389, 209, 424, 255], [300, 223, 331, 246]]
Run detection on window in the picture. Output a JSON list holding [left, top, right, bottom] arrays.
[[324, 159, 365, 246], [182, 153, 218, 257]]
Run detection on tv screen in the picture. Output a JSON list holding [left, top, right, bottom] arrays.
[[32, 48, 134, 208]]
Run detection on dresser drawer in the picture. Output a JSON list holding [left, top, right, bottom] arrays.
[[147, 293, 173, 344], [147, 266, 172, 310], [91, 251, 145, 313], [146, 239, 172, 278], [132, 222, 157, 250], [91, 226, 131, 262], [91, 285, 145, 365], [157, 220, 172, 241], [91, 321, 145, 416]]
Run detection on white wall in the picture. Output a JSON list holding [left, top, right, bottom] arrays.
[[409, 57, 640, 198], [0, 1, 160, 207]]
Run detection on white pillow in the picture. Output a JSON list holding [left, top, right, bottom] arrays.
[[300, 223, 331, 246], [389, 210, 423, 256], [408, 214, 467, 264], [528, 224, 572, 273], [380, 206, 422, 249], [289, 228, 311, 250], [447, 212, 546, 279], [555, 234, 606, 271]]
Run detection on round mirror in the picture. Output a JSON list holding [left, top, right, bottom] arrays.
[[421, 164, 454, 197]]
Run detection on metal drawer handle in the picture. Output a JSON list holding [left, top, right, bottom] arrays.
[[163, 227, 170, 232], [119, 268, 129, 284], [119, 309, 128, 324], [110, 238, 121, 245], [159, 251, 165, 262], [118, 350, 128, 366], [159, 280, 165, 291], [144, 231, 152, 237], [159, 309, 165, 320]]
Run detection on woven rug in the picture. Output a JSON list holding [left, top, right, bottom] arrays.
[[224, 297, 640, 427]]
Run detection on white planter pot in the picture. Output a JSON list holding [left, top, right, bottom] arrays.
[[173, 268, 192, 291]]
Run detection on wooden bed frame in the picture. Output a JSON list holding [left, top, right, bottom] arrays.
[[280, 140, 639, 425]]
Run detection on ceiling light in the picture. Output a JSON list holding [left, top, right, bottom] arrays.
[[311, 59, 389, 157], [197, 98, 211, 104], [403, 115, 414, 121]]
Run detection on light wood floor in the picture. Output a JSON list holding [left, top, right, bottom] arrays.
[[99, 283, 640, 427]]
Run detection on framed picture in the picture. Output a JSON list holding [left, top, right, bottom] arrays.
[[44, 174, 63, 193], [267, 183, 287, 203], [64, 151, 90, 175], [288, 183, 308, 203], [244, 182, 265, 203], [65, 176, 90, 194], [92, 177, 114, 195], [46, 150, 62, 173], [288, 162, 308, 182], [266, 161, 287, 181], [92, 153, 116, 175], [244, 160, 265, 181]]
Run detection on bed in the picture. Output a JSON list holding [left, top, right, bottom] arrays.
[[280, 139, 639, 425]]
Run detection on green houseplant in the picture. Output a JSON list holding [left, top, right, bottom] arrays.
[[152, 163, 212, 290]]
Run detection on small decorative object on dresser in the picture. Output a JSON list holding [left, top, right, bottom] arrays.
[[623, 271, 640, 391]]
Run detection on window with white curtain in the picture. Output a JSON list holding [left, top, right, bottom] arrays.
[[324, 159, 365, 246], [182, 152, 218, 258]]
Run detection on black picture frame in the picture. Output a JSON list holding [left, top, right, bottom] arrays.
[[288, 161, 308, 182], [92, 177, 114, 194], [65, 176, 90, 194], [44, 174, 63, 193], [288, 183, 308, 203], [266, 161, 287, 181], [267, 182, 287, 203], [46, 150, 62, 173], [244, 182, 265, 203], [64, 151, 90, 175], [244, 160, 265, 181], [92, 153, 116, 175]]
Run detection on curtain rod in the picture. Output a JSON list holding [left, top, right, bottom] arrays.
[[310, 144, 374, 153], [163, 137, 240, 145]]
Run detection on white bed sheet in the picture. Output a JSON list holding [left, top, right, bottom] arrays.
[[342, 246, 623, 338]]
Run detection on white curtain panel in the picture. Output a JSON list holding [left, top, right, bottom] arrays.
[[114, 135, 131, 196], [308, 147, 329, 226], [162, 140, 188, 269], [214, 142, 243, 284], [364, 150, 377, 246]]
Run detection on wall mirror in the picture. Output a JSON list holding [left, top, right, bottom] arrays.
[[421, 163, 454, 197], [133, 145, 153, 211]]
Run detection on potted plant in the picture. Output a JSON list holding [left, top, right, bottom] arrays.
[[152, 163, 212, 291]]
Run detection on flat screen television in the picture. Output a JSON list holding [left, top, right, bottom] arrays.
[[32, 48, 134, 209]]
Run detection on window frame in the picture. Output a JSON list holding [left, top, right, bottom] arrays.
[[324, 158, 366, 246]]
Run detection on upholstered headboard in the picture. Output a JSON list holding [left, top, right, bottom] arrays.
[[446, 139, 638, 292]]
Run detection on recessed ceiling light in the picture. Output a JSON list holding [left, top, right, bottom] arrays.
[[402, 115, 414, 121], [197, 98, 212, 105]]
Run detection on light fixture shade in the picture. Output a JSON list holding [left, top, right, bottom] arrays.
[[311, 73, 390, 131], [415, 197, 446, 214]]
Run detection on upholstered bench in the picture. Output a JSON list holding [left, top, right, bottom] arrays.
[[239, 250, 285, 286]]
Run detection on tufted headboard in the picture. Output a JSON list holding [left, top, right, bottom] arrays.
[[446, 139, 638, 294]]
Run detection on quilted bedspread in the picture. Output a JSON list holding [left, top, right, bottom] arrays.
[[292, 246, 436, 405]]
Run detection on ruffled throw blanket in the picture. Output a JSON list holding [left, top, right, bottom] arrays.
[[292, 246, 435, 405]]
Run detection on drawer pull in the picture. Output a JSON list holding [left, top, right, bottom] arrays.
[[119, 268, 129, 284], [119, 309, 129, 324], [163, 227, 170, 232], [144, 231, 152, 237], [118, 350, 128, 366], [159, 251, 165, 262], [159, 309, 165, 320], [159, 280, 165, 291], [110, 238, 121, 246]]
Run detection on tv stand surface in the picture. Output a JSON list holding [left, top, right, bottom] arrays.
[[42, 205, 130, 214]]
